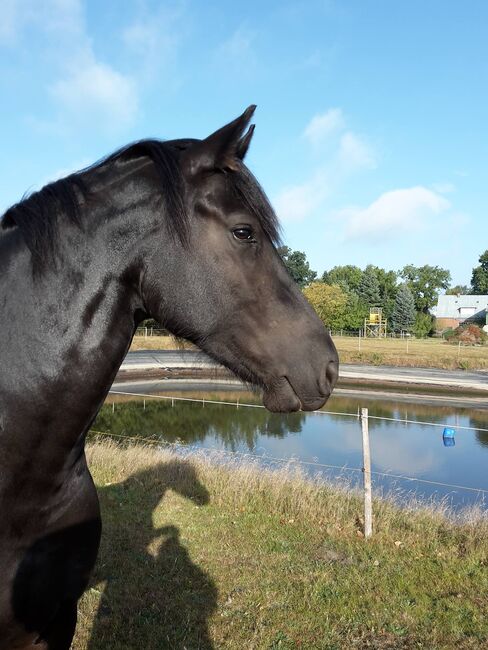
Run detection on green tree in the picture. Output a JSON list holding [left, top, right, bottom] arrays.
[[400, 264, 451, 313], [322, 265, 363, 293], [303, 282, 348, 330], [413, 312, 435, 338], [470, 250, 488, 294], [391, 284, 416, 333], [277, 246, 317, 288], [341, 291, 369, 330], [365, 266, 398, 319], [358, 265, 381, 306], [446, 285, 470, 295]]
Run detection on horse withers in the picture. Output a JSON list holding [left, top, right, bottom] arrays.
[[0, 106, 338, 649]]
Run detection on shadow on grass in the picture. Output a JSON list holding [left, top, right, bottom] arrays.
[[87, 460, 217, 649]]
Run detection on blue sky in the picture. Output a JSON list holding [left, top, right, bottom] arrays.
[[1, 0, 487, 285]]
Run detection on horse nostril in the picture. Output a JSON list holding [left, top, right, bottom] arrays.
[[327, 359, 339, 389], [321, 359, 339, 395]]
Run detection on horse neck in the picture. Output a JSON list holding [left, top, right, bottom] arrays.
[[0, 190, 148, 462]]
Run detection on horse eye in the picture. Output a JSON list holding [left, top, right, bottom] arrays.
[[232, 227, 254, 241]]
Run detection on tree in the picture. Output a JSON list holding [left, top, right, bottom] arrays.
[[470, 250, 488, 294], [303, 283, 348, 330], [446, 285, 470, 295], [399, 264, 451, 313], [413, 312, 435, 338], [391, 284, 416, 333], [277, 246, 317, 288], [358, 265, 381, 306], [341, 291, 370, 330], [322, 265, 363, 293]]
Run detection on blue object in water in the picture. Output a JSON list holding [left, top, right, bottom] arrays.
[[443, 427, 456, 447]]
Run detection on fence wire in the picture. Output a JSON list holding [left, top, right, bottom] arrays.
[[109, 390, 488, 434], [97, 391, 488, 497]]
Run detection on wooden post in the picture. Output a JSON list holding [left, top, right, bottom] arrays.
[[361, 407, 373, 538], [358, 328, 361, 352]]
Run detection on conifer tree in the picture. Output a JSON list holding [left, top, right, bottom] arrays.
[[391, 284, 416, 332], [358, 265, 381, 306]]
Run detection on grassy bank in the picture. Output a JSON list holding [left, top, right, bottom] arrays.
[[130, 334, 488, 371], [74, 441, 488, 649]]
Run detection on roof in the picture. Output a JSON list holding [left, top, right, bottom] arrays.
[[436, 294, 488, 319]]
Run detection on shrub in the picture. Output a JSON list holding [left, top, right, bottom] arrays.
[[446, 323, 488, 346]]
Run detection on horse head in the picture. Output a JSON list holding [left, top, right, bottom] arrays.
[[140, 106, 339, 412]]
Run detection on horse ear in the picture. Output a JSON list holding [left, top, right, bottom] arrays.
[[235, 124, 255, 161], [182, 105, 256, 176]]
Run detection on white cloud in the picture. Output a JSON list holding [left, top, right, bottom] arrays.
[[0, 0, 20, 44], [219, 26, 255, 58], [275, 109, 376, 222], [274, 169, 330, 222], [0, 0, 84, 44], [431, 182, 456, 194], [3, 0, 139, 132], [215, 26, 258, 74], [338, 131, 376, 171], [51, 57, 138, 130], [303, 108, 345, 145], [341, 186, 450, 240], [121, 6, 182, 83]]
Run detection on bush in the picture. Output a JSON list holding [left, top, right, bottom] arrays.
[[446, 323, 487, 346], [413, 312, 434, 338], [442, 327, 455, 341]]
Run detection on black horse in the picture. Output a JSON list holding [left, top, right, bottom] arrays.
[[0, 106, 338, 649]]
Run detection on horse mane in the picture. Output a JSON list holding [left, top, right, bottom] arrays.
[[1, 139, 281, 269]]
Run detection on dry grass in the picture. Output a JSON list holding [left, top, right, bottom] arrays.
[[130, 334, 488, 370], [74, 440, 488, 649], [334, 336, 488, 371], [130, 335, 195, 351]]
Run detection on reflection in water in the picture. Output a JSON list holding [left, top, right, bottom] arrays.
[[94, 390, 488, 509], [96, 396, 306, 451]]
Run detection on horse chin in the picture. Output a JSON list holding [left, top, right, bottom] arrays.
[[263, 379, 300, 412], [263, 376, 329, 413]]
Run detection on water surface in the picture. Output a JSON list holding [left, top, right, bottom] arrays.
[[95, 385, 488, 509]]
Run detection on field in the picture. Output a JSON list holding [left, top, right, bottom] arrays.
[[73, 440, 488, 649], [130, 334, 488, 371]]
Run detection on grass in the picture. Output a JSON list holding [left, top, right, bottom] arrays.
[[73, 440, 488, 649], [130, 334, 488, 371]]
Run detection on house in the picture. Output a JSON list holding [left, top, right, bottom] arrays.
[[435, 294, 488, 331]]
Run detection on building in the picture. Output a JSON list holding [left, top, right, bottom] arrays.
[[435, 294, 488, 331]]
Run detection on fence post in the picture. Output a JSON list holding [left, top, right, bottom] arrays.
[[361, 407, 373, 538]]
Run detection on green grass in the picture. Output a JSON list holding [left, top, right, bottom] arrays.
[[74, 441, 488, 649]]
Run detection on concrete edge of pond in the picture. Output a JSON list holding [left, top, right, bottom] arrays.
[[111, 376, 488, 410]]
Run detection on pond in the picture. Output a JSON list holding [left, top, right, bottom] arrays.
[[94, 382, 488, 510]]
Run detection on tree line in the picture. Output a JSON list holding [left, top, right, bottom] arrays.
[[278, 246, 488, 337]]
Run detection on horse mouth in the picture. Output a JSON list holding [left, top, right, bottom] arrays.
[[262, 376, 328, 413]]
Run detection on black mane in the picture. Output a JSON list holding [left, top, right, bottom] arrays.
[[1, 139, 281, 269]]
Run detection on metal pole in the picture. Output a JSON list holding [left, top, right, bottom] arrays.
[[361, 407, 373, 538]]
